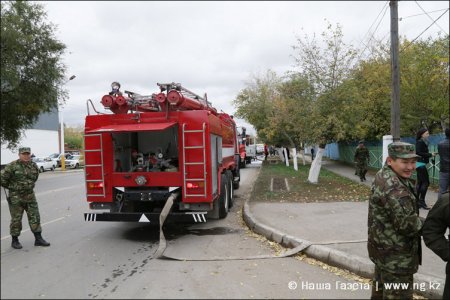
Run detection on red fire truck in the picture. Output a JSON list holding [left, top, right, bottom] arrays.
[[237, 126, 257, 168], [83, 82, 240, 224]]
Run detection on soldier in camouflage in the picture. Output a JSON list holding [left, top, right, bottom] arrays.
[[354, 140, 370, 182], [1, 147, 50, 249], [367, 142, 423, 299]]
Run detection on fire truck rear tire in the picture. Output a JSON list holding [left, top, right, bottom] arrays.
[[219, 173, 229, 219]]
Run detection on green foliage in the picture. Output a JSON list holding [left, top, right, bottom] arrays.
[[348, 36, 449, 139], [1, 1, 67, 148], [399, 36, 449, 135], [234, 21, 449, 145], [64, 126, 83, 150]]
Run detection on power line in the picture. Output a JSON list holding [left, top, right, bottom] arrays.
[[414, 1, 448, 35], [359, 1, 389, 47], [400, 8, 449, 53], [400, 8, 448, 20], [357, 2, 390, 61]]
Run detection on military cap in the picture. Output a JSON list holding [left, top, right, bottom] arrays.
[[358, 140, 364, 144], [388, 142, 419, 159], [19, 147, 31, 154]]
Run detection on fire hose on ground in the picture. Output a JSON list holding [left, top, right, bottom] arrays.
[[151, 192, 311, 261]]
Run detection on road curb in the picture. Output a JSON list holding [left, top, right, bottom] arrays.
[[242, 199, 444, 298]]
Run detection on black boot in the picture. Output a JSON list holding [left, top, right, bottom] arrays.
[[418, 198, 430, 210], [34, 232, 50, 247], [11, 236, 23, 249]]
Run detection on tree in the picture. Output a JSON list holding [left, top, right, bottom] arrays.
[[1, 1, 67, 148], [347, 36, 449, 139], [65, 126, 84, 150], [232, 70, 281, 143], [291, 21, 358, 144], [399, 36, 449, 134]]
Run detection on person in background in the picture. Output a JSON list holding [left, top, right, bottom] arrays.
[[367, 142, 422, 299], [264, 144, 268, 161], [0, 147, 51, 249], [354, 140, 370, 182], [437, 128, 449, 196], [415, 128, 437, 210], [422, 191, 449, 299], [311, 147, 315, 161]]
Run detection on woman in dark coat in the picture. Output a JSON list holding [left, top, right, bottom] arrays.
[[415, 128, 436, 209]]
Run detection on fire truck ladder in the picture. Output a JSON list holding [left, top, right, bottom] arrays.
[[84, 133, 106, 197], [182, 122, 207, 198]]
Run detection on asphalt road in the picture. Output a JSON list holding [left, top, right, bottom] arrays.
[[1, 163, 371, 299]]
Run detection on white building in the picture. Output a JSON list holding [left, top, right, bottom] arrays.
[[1, 109, 60, 167]]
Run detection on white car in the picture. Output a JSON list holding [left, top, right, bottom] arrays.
[[65, 154, 84, 169], [33, 157, 55, 172]]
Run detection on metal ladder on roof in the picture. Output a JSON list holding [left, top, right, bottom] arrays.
[[182, 122, 207, 197]]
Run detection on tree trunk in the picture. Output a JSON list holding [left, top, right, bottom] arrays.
[[283, 148, 289, 167], [307, 147, 324, 184]]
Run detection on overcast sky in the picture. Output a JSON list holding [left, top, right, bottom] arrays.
[[40, 1, 449, 136]]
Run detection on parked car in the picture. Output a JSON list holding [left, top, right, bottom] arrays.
[[33, 157, 55, 172], [49, 153, 73, 168], [47, 153, 60, 168], [65, 154, 84, 169]]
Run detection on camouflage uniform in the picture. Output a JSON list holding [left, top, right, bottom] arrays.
[[354, 142, 370, 181], [367, 142, 422, 299], [1, 150, 41, 237]]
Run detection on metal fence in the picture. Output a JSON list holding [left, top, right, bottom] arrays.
[[324, 134, 444, 184]]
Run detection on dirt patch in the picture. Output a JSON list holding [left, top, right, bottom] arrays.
[[252, 161, 371, 203], [271, 177, 287, 192]]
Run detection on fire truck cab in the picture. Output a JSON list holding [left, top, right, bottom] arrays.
[[83, 82, 240, 224]]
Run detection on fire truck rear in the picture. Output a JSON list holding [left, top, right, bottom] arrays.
[[83, 82, 240, 224]]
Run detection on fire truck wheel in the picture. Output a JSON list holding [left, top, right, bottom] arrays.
[[226, 170, 234, 208], [218, 173, 229, 219]]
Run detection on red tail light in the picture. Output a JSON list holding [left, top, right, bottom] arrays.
[[88, 182, 104, 190], [187, 182, 204, 189]]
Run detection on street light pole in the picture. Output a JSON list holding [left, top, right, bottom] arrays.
[[60, 75, 76, 171]]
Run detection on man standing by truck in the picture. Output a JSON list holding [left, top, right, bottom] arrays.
[[1, 147, 50, 249]]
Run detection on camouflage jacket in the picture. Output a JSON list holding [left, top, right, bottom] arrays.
[[0, 159, 39, 194], [354, 147, 369, 163], [367, 164, 422, 274]]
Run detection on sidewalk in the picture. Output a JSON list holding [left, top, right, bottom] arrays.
[[243, 157, 445, 299]]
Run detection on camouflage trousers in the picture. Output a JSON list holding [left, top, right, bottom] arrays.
[[7, 192, 42, 237], [371, 266, 414, 299], [355, 161, 368, 179]]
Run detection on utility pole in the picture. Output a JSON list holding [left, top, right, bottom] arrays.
[[390, 0, 400, 141]]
